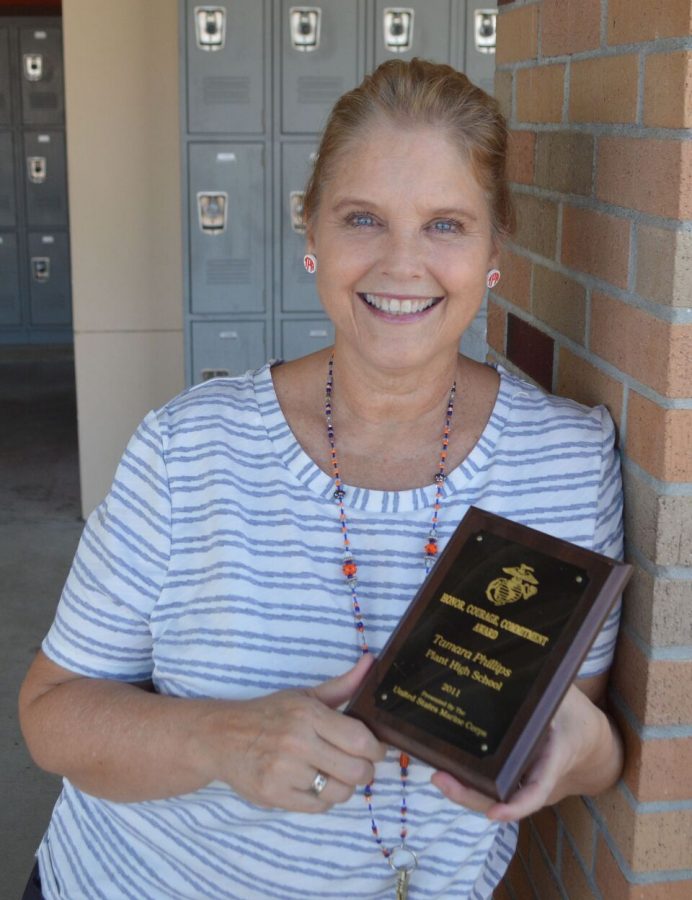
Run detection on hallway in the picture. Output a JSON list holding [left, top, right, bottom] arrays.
[[0, 346, 83, 895]]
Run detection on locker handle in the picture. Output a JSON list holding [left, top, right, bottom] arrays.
[[32, 257, 50, 282], [194, 6, 226, 51], [197, 192, 228, 234], [309, 329, 328, 338], [28, 156, 47, 184], [218, 330, 239, 339], [290, 7, 321, 52], [383, 8, 414, 53], [201, 368, 231, 380], [289, 191, 306, 234], [23, 53, 44, 82], [474, 10, 497, 54]]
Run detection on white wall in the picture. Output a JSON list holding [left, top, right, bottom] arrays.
[[62, 0, 184, 516]]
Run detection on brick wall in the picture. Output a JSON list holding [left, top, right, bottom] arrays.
[[489, 1, 692, 898]]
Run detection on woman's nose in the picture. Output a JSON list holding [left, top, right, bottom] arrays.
[[378, 230, 425, 282]]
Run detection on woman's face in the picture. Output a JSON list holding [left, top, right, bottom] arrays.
[[308, 122, 499, 372]]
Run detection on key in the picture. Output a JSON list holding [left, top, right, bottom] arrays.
[[395, 866, 411, 900], [389, 845, 417, 900]]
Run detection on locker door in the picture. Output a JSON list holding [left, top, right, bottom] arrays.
[[281, 142, 320, 312], [0, 234, 21, 325], [0, 28, 10, 126], [27, 232, 72, 325], [189, 142, 265, 314], [281, 0, 361, 134], [19, 27, 65, 126], [186, 0, 265, 134], [374, 1, 452, 66], [281, 318, 334, 360], [0, 132, 16, 228], [23, 131, 68, 227], [191, 320, 266, 383], [464, 3, 497, 95]]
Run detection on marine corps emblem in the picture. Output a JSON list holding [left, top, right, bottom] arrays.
[[485, 563, 539, 606]]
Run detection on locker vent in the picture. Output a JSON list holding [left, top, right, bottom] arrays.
[[202, 76, 251, 105], [206, 258, 251, 284], [297, 76, 344, 104], [30, 93, 59, 110]]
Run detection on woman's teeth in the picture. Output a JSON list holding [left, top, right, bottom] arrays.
[[361, 293, 439, 314]]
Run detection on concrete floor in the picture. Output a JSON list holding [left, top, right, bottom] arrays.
[[0, 346, 84, 896]]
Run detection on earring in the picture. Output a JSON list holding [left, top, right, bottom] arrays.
[[303, 253, 317, 274], [486, 268, 501, 289]]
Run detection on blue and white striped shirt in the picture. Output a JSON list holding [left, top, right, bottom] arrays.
[[38, 362, 623, 899]]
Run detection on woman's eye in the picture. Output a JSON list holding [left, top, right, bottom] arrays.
[[430, 219, 462, 234], [346, 212, 376, 228]]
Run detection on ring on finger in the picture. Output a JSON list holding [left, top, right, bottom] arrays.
[[310, 771, 328, 796]]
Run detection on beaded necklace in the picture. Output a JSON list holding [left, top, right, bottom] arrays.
[[324, 353, 457, 899]]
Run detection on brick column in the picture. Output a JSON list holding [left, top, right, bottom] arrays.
[[489, 2, 692, 898]]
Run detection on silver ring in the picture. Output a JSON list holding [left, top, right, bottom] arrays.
[[310, 771, 328, 796]]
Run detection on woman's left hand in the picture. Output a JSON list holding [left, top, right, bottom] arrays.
[[430, 677, 623, 822]]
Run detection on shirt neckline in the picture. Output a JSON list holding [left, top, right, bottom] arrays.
[[253, 361, 517, 514]]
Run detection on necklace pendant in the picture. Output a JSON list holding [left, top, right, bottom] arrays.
[[389, 846, 417, 900], [395, 867, 411, 900]]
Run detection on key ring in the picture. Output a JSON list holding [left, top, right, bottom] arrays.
[[388, 845, 418, 874]]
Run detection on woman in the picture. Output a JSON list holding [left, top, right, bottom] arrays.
[[20, 59, 624, 899]]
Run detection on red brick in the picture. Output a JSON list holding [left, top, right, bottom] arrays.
[[514, 193, 558, 260], [597, 137, 692, 219], [534, 131, 593, 196], [497, 247, 531, 310], [570, 55, 639, 124], [557, 796, 596, 870], [561, 838, 595, 899], [516, 64, 565, 123], [528, 833, 562, 900], [590, 292, 692, 398], [627, 393, 692, 482], [608, 0, 692, 45], [496, 3, 539, 64], [542, 0, 600, 57], [507, 130, 535, 185], [561, 207, 630, 288], [532, 265, 586, 344], [644, 51, 692, 129], [507, 314, 554, 391], [596, 836, 692, 898], [555, 348, 623, 433]]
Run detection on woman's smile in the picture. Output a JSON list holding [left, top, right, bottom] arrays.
[[358, 292, 444, 317]]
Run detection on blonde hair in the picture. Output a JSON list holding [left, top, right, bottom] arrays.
[[303, 58, 515, 239]]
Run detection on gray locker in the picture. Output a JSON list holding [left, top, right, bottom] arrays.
[[189, 142, 266, 314], [0, 29, 10, 126], [463, 3, 497, 95], [0, 233, 21, 325], [23, 131, 68, 227], [281, 1, 362, 134], [281, 142, 320, 312], [191, 320, 266, 383], [281, 318, 334, 360], [27, 231, 72, 325], [374, 1, 452, 66], [19, 26, 65, 126], [0, 132, 16, 228], [186, 0, 265, 134]]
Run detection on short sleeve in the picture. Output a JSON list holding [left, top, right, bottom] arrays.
[[42, 411, 171, 681], [577, 406, 624, 679]]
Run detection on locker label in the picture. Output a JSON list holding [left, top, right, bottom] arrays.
[[23, 53, 44, 81], [197, 191, 228, 234], [201, 368, 231, 379], [290, 191, 306, 234], [384, 8, 414, 53], [290, 8, 321, 52], [32, 257, 50, 282], [38, 134, 51, 143], [218, 330, 239, 339], [194, 6, 226, 51], [474, 10, 497, 54], [28, 156, 47, 183]]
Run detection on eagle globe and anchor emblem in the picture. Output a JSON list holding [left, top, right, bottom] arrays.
[[486, 563, 539, 606]]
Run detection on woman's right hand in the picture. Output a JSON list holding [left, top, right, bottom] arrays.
[[200, 653, 387, 812]]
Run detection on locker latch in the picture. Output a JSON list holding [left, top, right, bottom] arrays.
[[474, 10, 497, 54], [384, 8, 414, 53], [197, 192, 228, 234], [194, 6, 226, 51], [28, 156, 47, 184], [32, 257, 50, 282], [23, 53, 44, 81], [290, 191, 306, 234], [290, 8, 321, 52]]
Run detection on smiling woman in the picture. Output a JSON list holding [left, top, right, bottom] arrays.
[[19, 59, 624, 900]]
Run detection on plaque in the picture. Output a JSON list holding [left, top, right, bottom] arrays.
[[345, 507, 632, 801]]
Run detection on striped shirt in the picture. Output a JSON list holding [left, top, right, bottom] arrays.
[[38, 362, 623, 899]]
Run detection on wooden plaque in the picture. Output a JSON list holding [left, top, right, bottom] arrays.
[[345, 507, 631, 801]]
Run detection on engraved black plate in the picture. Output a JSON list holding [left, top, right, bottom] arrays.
[[345, 507, 632, 801]]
